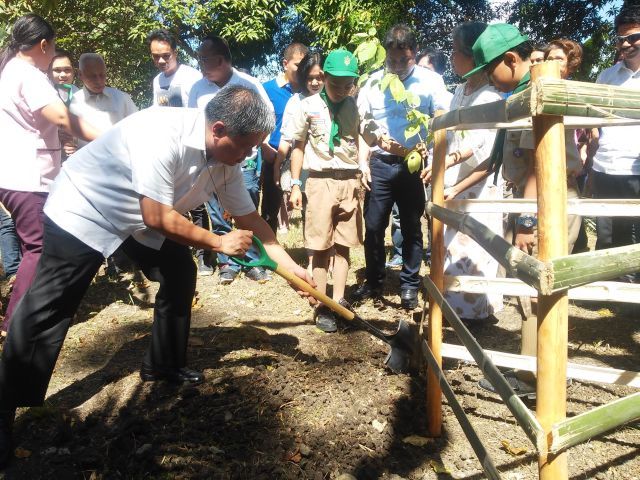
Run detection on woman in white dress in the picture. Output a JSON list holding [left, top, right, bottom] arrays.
[[422, 22, 504, 321]]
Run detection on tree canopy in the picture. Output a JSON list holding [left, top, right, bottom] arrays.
[[0, 0, 623, 106]]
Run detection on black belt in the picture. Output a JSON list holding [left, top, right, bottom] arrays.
[[308, 169, 360, 180], [372, 152, 404, 165]]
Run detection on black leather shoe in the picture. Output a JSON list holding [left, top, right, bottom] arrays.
[[140, 365, 204, 385], [400, 288, 419, 310], [351, 282, 381, 302], [0, 409, 15, 468]]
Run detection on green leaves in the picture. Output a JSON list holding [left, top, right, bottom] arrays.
[[389, 75, 406, 103]]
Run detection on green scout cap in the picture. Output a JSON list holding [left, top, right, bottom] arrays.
[[463, 23, 529, 79], [323, 49, 359, 78]]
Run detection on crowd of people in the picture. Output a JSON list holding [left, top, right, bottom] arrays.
[[0, 2, 638, 467]]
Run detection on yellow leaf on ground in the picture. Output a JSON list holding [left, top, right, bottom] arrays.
[[429, 460, 450, 473], [402, 435, 433, 447], [14, 447, 31, 458], [501, 440, 528, 456]]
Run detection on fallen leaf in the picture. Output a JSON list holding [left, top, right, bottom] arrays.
[[500, 440, 528, 456], [14, 447, 31, 458], [429, 460, 450, 474], [286, 450, 302, 463], [372, 419, 386, 433], [402, 435, 433, 447]]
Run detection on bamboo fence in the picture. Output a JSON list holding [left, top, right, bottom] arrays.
[[423, 62, 640, 480]]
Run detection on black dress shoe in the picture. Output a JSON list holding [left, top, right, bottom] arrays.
[[400, 288, 419, 310], [0, 409, 15, 468], [140, 365, 204, 385], [351, 282, 382, 302], [314, 305, 338, 333]]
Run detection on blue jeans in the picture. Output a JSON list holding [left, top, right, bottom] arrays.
[[0, 206, 21, 278], [390, 203, 403, 259], [207, 168, 261, 271], [363, 155, 425, 290]]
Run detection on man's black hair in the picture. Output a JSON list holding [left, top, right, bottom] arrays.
[[146, 28, 177, 50], [202, 34, 232, 62], [510, 41, 534, 61], [417, 47, 447, 75], [615, 4, 640, 30], [383, 24, 417, 52]]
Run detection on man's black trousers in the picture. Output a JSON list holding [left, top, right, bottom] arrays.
[[0, 216, 196, 409]]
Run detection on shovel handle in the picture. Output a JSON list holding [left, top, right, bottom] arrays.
[[273, 264, 356, 321], [230, 236, 355, 321]]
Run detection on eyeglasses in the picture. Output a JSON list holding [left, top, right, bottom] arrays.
[[151, 53, 173, 62], [616, 32, 640, 45]]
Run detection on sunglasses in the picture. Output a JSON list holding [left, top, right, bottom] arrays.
[[616, 32, 640, 44]]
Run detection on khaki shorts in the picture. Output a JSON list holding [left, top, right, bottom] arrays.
[[304, 176, 364, 251]]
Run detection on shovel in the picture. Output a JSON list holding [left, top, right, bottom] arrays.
[[230, 236, 416, 373]]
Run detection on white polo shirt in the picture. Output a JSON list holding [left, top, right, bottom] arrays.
[[70, 86, 138, 147], [152, 64, 202, 107], [44, 108, 255, 257], [187, 68, 271, 109], [592, 61, 640, 176], [357, 65, 451, 154]]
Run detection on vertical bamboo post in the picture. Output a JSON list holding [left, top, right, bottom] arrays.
[[427, 110, 446, 436], [531, 61, 569, 480]]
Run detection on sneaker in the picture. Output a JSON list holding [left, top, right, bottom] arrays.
[[245, 266, 270, 284], [385, 254, 403, 270], [197, 256, 214, 276], [314, 305, 338, 333], [218, 266, 238, 285], [351, 282, 382, 302]]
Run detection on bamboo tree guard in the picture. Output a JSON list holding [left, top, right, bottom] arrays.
[[530, 61, 569, 479], [423, 61, 640, 480], [426, 111, 447, 436]]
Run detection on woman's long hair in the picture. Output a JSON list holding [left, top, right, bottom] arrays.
[[0, 13, 55, 75]]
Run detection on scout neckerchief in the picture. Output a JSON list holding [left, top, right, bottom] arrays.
[[488, 70, 531, 183], [319, 88, 342, 154]]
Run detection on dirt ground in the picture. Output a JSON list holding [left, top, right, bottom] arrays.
[[0, 216, 638, 480]]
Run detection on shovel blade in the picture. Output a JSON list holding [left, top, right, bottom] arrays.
[[382, 319, 416, 374]]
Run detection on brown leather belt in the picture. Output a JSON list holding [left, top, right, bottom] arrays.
[[308, 169, 360, 180]]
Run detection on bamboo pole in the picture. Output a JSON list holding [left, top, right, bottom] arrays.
[[421, 340, 503, 480], [427, 202, 550, 292], [445, 198, 640, 216], [424, 277, 546, 450], [549, 392, 640, 454], [441, 343, 640, 388], [531, 61, 569, 480], [444, 275, 640, 304], [551, 243, 640, 291], [426, 111, 447, 437]]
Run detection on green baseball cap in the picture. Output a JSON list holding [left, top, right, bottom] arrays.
[[323, 49, 359, 78], [463, 23, 529, 79]]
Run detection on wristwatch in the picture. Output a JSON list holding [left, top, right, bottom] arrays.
[[516, 214, 537, 229], [291, 179, 303, 188]]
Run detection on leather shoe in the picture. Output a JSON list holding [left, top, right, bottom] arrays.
[[400, 288, 419, 310], [314, 305, 337, 333], [140, 365, 204, 385], [0, 409, 15, 468], [351, 282, 381, 302]]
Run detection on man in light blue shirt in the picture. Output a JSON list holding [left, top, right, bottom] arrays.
[[355, 24, 450, 309]]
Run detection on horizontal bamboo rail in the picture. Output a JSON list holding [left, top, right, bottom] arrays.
[[444, 276, 640, 303], [426, 202, 551, 293], [445, 198, 640, 216], [424, 276, 546, 452], [431, 78, 640, 132], [549, 392, 640, 455], [421, 341, 502, 479], [441, 343, 640, 388], [551, 243, 640, 292]]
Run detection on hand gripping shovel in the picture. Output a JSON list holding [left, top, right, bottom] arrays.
[[230, 237, 415, 373]]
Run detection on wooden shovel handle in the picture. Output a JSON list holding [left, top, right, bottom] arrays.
[[274, 265, 356, 321]]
